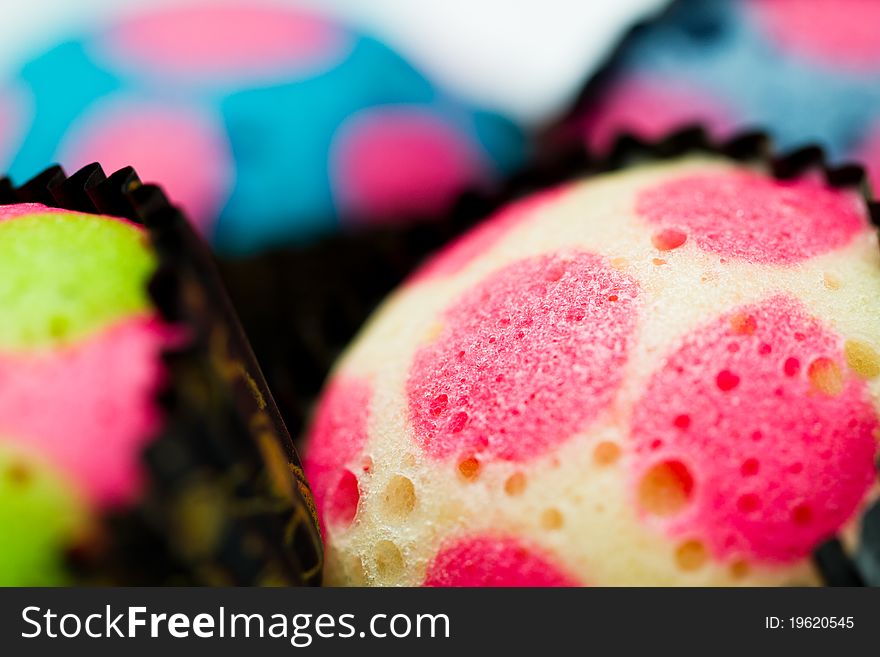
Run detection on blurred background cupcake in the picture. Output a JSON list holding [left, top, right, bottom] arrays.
[[556, 0, 880, 191], [0, 0, 663, 255]]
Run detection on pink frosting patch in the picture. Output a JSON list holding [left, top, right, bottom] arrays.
[[0, 203, 142, 228], [408, 252, 640, 463], [0, 315, 173, 508], [0, 203, 64, 221], [58, 102, 232, 234], [331, 108, 487, 225], [581, 78, 734, 154], [630, 296, 878, 564], [636, 171, 867, 264], [410, 186, 567, 284], [424, 536, 578, 587], [302, 377, 372, 533], [96, 3, 347, 81], [747, 0, 880, 70]]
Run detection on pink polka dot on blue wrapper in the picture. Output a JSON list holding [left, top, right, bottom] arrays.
[[6, 2, 527, 254], [570, 0, 880, 189]]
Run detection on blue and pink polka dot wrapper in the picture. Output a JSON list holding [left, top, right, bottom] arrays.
[[0, 3, 527, 255], [562, 0, 880, 191]]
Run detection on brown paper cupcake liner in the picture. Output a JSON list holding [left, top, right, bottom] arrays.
[[0, 163, 323, 586]]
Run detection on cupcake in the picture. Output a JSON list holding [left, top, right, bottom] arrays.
[[302, 133, 880, 586], [556, 0, 880, 191], [2, 1, 526, 254], [0, 163, 321, 585]]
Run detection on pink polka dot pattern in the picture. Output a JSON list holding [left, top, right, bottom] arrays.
[[0, 316, 172, 508], [303, 377, 372, 532], [331, 108, 487, 226], [58, 102, 233, 234], [423, 535, 579, 586], [747, 0, 880, 70], [580, 78, 733, 153], [408, 252, 640, 462], [630, 296, 878, 563], [636, 171, 867, 264], [95, 4, 346, 81]]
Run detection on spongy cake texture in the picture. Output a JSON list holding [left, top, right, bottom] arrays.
[[0, 204, 156, 349], [304, 156, 880, 586], [0, 204, 171, 585]]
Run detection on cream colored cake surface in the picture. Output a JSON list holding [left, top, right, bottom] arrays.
[[304, 156, 880, 586]]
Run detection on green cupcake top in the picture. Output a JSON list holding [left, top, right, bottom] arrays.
[[0, 442, 88, 586], [0, 208, 157, 350]]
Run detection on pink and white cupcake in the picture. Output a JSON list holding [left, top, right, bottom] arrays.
[[302, 136, 880, 586]]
